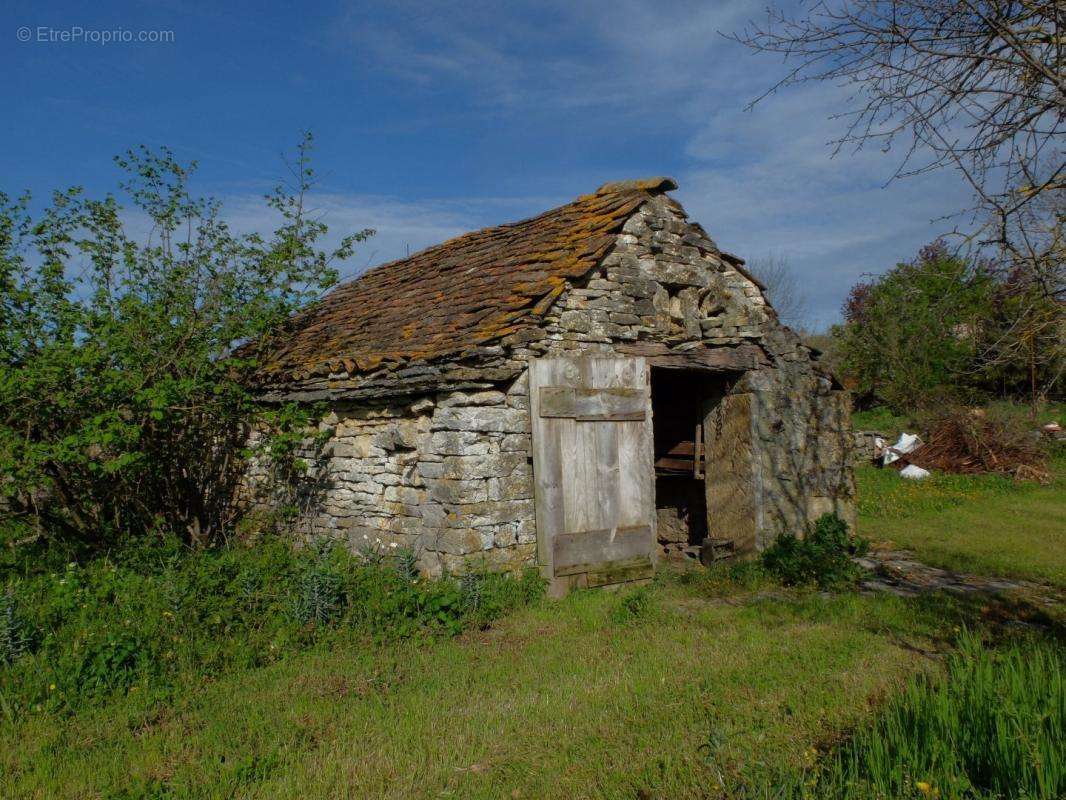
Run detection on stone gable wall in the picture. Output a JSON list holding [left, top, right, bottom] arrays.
[[246, 194, 853, 572]]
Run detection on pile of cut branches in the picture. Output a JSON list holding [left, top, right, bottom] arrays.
[[897, 409, 1049, 482]]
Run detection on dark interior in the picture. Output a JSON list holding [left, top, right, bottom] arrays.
[[649, 368, 727, 558]]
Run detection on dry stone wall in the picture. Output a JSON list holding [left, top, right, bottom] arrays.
[[243, 388, 537, 577]]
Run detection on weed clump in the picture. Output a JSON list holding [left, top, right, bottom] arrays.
[[761, 513, 868, 590], [609, 586, 653, 624]]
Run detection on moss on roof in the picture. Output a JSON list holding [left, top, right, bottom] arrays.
[[254, 178, 677, 383]]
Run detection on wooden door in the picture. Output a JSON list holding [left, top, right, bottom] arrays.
[[529, 356, 656, 596], [703, 393, 756, 554]]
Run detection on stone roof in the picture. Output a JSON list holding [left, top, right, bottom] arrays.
[[253, 177, 680, 385]]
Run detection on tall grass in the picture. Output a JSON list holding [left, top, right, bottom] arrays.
[[795, 632, 1064, 799], [0, 535, 544, 720]]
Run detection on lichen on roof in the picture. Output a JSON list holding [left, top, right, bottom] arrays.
[[253, 178, 679, 384]]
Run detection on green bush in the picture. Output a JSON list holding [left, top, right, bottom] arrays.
[[0, 135, 372, 549], [761, 513, 869, 590], [0, 536, 544, 719]]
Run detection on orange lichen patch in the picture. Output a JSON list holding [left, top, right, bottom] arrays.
[[252, 179, 675, 385]]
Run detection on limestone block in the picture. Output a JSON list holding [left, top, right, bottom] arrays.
[[493, 525, 518, 548], [438, 390, 507, 408], [383, 486, 423, 505], [410, 397, 435, 414], [418, 461, 445, 480], [441, 453, 526, 480], [429, 528, 484, 556], [515, 517, 537, 544], [428, 478, 489, 504], [559, 310, 591, 333], [639, 259, 709, 288], [447, 499, 534, 528], [488, 469, 533, 501], [499, 433, 531, 453], [428, 430, 492, 456], [432, 406, 528, 434], [506, 370, 528, 397]]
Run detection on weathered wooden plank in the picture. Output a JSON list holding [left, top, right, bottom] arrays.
[[555, 554, 653, 579], [589, 359, 623, 542], [538, 386, 646, 420], [617, 358, 655, 552], [704, 393, 756, 554], [529, 356, 655, 595], [585, 557, 655, 587], [654, 457, 695, 472], [529, 359, 567, 573], [552, 524, 653, 573]]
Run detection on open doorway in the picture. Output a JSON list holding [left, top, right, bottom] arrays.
[[649, 368, 729, 562]]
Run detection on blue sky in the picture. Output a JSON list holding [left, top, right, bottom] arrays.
[[4, 0, 972, 327]]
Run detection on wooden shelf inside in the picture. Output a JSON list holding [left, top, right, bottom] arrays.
[[654, 427, 704, 478]]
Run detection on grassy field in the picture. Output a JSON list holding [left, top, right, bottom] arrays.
[[2, 573, 958, 800], [856, 450, 1066, 587], [4, 405, 1062, 799]]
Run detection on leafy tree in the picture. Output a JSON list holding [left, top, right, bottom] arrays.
[[832, 242, 996, 411], [0, 134, 372, 549]]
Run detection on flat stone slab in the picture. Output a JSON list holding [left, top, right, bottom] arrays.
[[857, 549, 1063, 609]]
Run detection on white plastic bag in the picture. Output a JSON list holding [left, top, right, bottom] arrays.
[[883, 432, 923, 465], [899, 464, 930, 480]]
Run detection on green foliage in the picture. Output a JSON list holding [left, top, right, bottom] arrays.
[[833, 242, 997, 411], [0, 588, 32, 665], [290, 542, 345, 627], [834, 242, 1063, 412], [850, 406, 915, 439], [791, 632, 1064, 799], [761, 513, 869, 590], [0, 536, 545, 719], [0, 134, 373, 549]]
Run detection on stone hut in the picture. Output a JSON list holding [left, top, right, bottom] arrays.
[[246, 177, 854, 594]]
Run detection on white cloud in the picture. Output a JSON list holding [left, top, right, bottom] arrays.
[[323, 0, 981, 326], [676, 83, 975, 326]]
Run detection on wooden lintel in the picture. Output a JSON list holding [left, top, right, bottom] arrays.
[[615, 342, 766, 372]]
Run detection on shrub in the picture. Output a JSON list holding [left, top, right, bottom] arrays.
[[761, 513, 869, 590], [0, 135, 372, 550], [0, 537, 545, 719]]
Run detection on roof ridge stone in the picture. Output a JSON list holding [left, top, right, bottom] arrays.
[[595, 177, 678, 195]]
